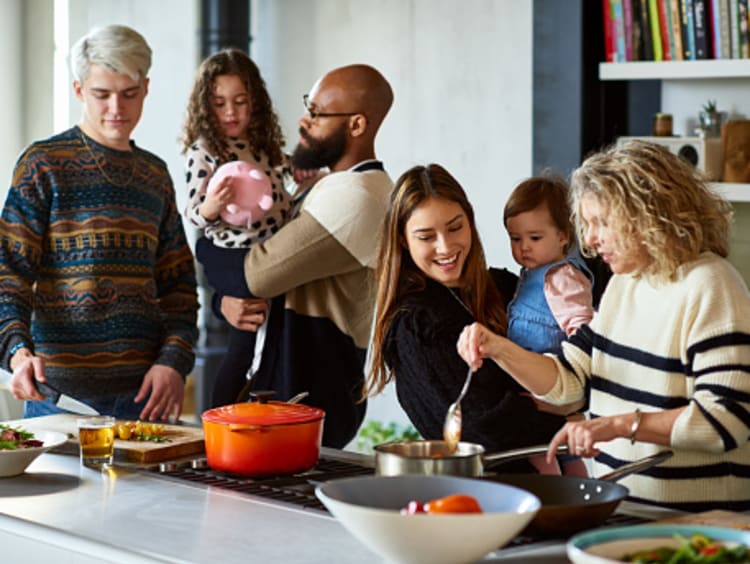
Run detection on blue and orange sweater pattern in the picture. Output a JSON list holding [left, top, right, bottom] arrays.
[[0, 126, 198, 397]]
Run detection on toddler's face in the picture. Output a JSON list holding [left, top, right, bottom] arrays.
[[211, 73, 252, 139], [506, 206, 568, 270]]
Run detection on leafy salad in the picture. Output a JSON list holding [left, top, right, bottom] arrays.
[[623, 533, 750, 563], [0, 423, 43, 450]]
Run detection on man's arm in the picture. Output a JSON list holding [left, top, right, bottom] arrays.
[[153, 181, 199, 378], [244, 210, 363, 298], [0, 150, 48, 371]]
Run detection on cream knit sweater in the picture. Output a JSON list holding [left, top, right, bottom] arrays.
[[543, 252, 750, 511]]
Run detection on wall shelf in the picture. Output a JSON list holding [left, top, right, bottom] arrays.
[[713, 183, 750, 203], [600, 60, 750, 81]]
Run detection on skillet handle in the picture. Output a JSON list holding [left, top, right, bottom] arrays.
[[482, 443, 569, 466], [597, 449, 674, 482]]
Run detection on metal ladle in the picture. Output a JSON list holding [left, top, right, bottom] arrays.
[[443, 367, 473, 454]]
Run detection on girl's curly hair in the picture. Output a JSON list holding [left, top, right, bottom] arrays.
[[181, 48, 285, 166], [570, 140, 732, 283]]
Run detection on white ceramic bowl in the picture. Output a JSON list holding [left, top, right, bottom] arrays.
[[316, 474, 540, 564], [567, 524, 750, 564], [0, 430, 69, 477]]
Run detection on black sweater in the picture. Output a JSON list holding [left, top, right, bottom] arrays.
[[383, 268, 566, 467]]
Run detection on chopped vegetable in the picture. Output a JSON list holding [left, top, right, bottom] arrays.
[[623, 533, 750, 563], [400, 494, 483, 515], [0, 424, 43, 450], [113, 421, 171, 443]]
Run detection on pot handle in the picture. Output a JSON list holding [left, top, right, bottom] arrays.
[[482, 444, 569, 466], [228, 424, 264, 432], [597, 449, 673, 482]]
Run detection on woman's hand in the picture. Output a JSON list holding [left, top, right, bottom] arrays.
[[546, 414, 631, 461], [456, 322, 503, 371], [220, 296, 269, 331]]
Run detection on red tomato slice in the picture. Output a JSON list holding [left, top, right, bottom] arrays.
[[423, 494, 483, 514]]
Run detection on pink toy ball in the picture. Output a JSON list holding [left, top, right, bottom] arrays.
[[206, 161, 274, 228]]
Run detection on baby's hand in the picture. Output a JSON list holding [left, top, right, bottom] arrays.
[[201, 176, 234, 221]]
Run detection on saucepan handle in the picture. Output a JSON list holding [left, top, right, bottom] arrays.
[[482, 443, 570, 466], [598, 449, 674, 482]]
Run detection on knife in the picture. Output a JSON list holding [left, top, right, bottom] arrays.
[[0, 368, 100, 415]]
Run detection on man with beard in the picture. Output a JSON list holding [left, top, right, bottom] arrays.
[[214, 64, 394, 448]]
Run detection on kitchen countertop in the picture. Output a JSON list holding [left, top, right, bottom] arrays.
[[0, 450, 576, 563]]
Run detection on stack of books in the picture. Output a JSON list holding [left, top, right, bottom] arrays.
[[604, 0, 750, 62]]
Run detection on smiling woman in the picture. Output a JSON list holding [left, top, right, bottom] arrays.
[[363, 163, 572, 474]]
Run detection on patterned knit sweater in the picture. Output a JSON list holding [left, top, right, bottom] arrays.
[[542, 252, 750, 511], [0, 126, 198, 397]]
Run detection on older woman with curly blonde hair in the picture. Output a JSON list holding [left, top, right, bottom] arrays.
[[458, 140, 750, 512]]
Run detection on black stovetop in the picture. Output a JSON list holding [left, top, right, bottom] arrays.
[[140, 449, 648, 547]]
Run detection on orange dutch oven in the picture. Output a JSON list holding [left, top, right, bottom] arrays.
[[201, 399, 325, 476]]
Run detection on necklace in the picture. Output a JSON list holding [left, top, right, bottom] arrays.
[[79, 132, 136, 187], [448, 287, 474, 319]]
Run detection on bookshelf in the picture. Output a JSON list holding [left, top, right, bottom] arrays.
[[600, 59, 750, 80], [714, 182, 750, 202], [599, 60, 750, 203]]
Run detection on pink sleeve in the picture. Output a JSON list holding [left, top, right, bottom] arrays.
[[544, 264, 594, 336]]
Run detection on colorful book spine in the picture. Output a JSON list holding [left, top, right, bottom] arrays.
[[640, 0, 655, 58], [679, 0, 695, 57], [624, 0, 635, 59], [604, 0, 617, 62], [658, 0, 674, 58], [693, 0, 710, 57], [631, 0, 645, 59], [739, 0, 749, 57], [710, 0, 724, 57], [730, 0, 741, 57], [648, 0, 665, 58], [670, 0, 686, 58], [719, 0, 732, 58], [613, 0, 628, 61]]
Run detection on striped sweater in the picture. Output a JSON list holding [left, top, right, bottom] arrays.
[[542, 252, 750, 511], [0, 126, 198, 397]]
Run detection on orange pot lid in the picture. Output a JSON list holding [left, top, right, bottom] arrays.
[[202, 401, 325, 426]]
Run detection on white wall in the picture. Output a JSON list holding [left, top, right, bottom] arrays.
[[253, 0, 533, 270], [1, 0, 535, 431], [251, 0, 534, 430], [0, 0, 25, 191]]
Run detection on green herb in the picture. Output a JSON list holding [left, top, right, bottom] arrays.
[[356, 420, 420, 453], [133, 434, 171, 443]]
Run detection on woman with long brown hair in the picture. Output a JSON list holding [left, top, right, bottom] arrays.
[[365, 164, 572, 473]]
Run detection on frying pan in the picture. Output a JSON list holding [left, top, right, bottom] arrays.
[[492, 449, 674, 537]]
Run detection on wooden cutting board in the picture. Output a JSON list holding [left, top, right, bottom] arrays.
[[6, 414, 205, 464], [655, 510, 750, 530]]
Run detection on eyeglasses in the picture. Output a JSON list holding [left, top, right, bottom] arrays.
[[303, 94, 358, 120]]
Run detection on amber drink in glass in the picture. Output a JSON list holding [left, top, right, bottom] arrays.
[[77, 416, 115, 469]]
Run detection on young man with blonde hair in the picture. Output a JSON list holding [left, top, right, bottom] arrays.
[[0, 25, 198, 421]]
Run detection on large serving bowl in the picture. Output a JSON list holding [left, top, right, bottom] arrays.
[[0, 430, 69, 477], [316, 474, 540, 564]]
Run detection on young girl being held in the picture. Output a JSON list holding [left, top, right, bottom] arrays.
[[181, 48, 290, 407], [504, 174, 594, 354], [503, 174, 594, 476]]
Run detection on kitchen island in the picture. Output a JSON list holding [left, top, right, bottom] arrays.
[[0, 450, 574, 563]]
